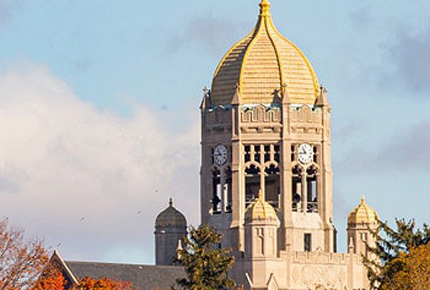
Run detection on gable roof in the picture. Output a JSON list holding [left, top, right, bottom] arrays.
[[65, 260, 185, 290], [51, 251, 185, 290]]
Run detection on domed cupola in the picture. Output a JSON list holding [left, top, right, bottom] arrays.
[[347, 196, 379, 226], [211, 0, 320, 106], [245, 194, 279, 224], [347, 196, 379, 258], [154, 198, 187, 266], [244, 191, 280, 260], [155, 198, 187, 229]]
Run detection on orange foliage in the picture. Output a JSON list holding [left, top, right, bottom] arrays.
[[77, 277, 134, 290], [36, 272, 66, 290], [381, 243, 430, 290], [0, 217, 50, 289]]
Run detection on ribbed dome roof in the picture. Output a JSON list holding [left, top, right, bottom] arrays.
[[245, 193, 278, 223], [211, 0, 319, 106], [155, 199, 187, 228], [348, 196, 379, 225]]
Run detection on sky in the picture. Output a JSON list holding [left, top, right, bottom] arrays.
[[0, 0, 429, 264]]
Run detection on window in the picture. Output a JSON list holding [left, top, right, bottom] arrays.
[[265, 164, 280, 209], [264, 145, 271, 162], [212, 170, 221, 214], [245, 165, 260, 207], [292, 165, 303, 212], [274, 145, 280, 163], [225, 167, 232, 213], [243, 143, 281, 208], [306, 166, 318, 213], [244, 145, 251, 162], [254, 146, 261, 163], [304, 234, 312, 252]]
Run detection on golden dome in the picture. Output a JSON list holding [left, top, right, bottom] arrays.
[[211, 0, 320, 106], [155, 198, 187, 228], [245, 193, 278, 223], [348, 196, 379, 225]]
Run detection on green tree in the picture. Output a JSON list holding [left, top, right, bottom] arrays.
[[174, 225, 235, 290], [363, 219, 430, 289]]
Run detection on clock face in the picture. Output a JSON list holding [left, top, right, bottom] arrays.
[[213, 144, 228, 166], [298, 143, 313, 164]]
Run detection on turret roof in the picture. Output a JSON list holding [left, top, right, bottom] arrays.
[[348, 196, 379, 225], [155, 199, 187, 228], [211, 0, 320, 106], [245, 192, 278, 223]]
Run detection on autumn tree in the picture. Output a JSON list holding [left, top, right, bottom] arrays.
[[37, 271, 135, 290], [35, 271, 66, 290], [0, 217, 50, 289], [363, 219, 430, 289], [379, 243, 430, 290], [77, 277, 134, 290], [175, 225, 235, 290]]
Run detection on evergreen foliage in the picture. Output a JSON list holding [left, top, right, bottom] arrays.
[[363, 219, 430, 289], [174, 225, 235, 290]]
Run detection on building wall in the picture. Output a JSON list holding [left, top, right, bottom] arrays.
[[155, 227, 185, 266], [233, 250, 369, 290]]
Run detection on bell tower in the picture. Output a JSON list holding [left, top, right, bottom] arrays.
[[200, 0, 335, 259]]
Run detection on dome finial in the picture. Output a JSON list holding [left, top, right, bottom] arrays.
[[245, 188, 279, 223], [169, 198, 173, 207], [361, 195, 365, 204], [259, 0, 271, 17], [257, 188, 265, 200]]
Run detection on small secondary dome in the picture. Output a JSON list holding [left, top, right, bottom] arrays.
[[155, 198, 187, 228], [348, 196, 379, 225], [245, 193, 278, 223], [211, 0, 320, 106]]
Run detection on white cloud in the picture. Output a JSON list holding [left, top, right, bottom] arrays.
[[0, 62, 200, 264]]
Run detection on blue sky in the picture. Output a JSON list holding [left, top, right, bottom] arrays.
[[0, 0, 429, 264]]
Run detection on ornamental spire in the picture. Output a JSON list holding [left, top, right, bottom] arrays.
[[258, 188, 265, 201], [259, 0, 271, 17]]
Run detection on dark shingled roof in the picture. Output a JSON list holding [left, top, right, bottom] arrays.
[[65, 261, 185, 290]]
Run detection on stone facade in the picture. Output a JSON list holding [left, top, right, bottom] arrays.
[[197, 1, 379, 289], [154, 1, 379, 289]]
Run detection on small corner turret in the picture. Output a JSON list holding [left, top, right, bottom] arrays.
[[154, 198, 187, 265], [315, 86, 330, 108], [347, 196, 379, 258]]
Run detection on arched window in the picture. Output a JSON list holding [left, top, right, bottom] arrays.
[[212, 169, 221, 214], [265, 164, 280, 209], [225, 167, 232, 213], [292, 165, 303, 212], [306, 166, 318, 213], [245, 165, 260, 207]]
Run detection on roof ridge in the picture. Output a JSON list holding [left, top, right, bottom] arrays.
[[65, 260, 184, 268]]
